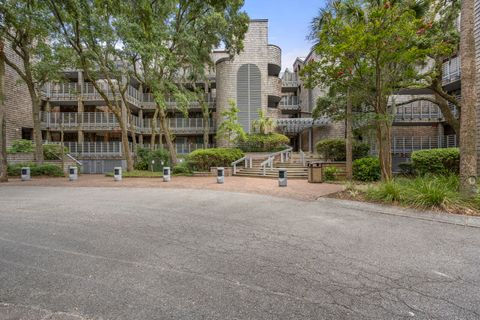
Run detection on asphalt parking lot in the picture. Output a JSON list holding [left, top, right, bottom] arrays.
[[0, 186, 479, 319]]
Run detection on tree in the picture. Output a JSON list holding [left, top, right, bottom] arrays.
[[304, 0, 427, 181], [458, 0, 477, 196], [252, 109, 275, 135], [0, 39, 7, 182], [216, 99, 246, 147], [118, 0, 248, 163], [0, 0, 66, 164], [49, 0, 135, 171]]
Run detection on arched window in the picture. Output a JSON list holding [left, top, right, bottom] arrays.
[[237, 64, 261, 132]]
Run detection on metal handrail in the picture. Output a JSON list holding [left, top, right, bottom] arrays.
[[231, 156, 252, 175], [260, 156, 275, 176]]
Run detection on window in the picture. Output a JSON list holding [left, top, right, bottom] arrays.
[[237, 64, 261, 133]]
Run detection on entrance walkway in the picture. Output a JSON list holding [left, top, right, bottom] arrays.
[[2, 175, 344, 201]]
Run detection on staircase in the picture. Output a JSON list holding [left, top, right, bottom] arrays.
[[233, 151, 321, 179]]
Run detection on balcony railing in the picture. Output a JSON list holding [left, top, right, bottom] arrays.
[[142, 93, 216, 108], [281, 72, 298, 87], [394, 100, 441, 121], [137, 143, 214, 154], [41, 112, 215, 134], [442, 56, 461, 85], [279, 96, 300, 110], [370, 135, 457, 154], [42, 82, 216, 109]]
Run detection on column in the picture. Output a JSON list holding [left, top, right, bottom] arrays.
[[77, 71, 84, 146], [45, 101, 52, 142], [138, 109, 144, 146], [308, 127, 313, 153]]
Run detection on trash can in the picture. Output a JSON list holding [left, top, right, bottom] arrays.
[[217, 167, 224, 184], [21, 167, 31, 181], [278, 168, 287, 187], [114, 167, 122, 181], [69, 166, 78, 181], [308, 162, 323, 183], [163, 167, 171, 182]]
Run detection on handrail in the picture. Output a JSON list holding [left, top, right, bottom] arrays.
[[231, 156, 251, 175], [300, 149, 305, 167], [259, 146, 293, 176]]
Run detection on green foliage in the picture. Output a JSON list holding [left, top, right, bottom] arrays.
[[398, 162, 414, 176], [239, 133, 290, 152], [366, 175, 470, 212], [187, 148, 244, 171], [7, 139, 34, 153], [251, 109, 275, 134], [323, 166, 339, 181], [411, 148, 459, 176], [315, 139, 370, 161], [172, 161, 193, 175], [216, 100, 246, 147], [43, 144, 69, 160], [135, 148, 170, 171], [353, 157, 381, 182], [8, 163, 64, 177]]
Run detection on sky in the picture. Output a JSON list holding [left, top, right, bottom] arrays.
[[242, 0, 326, 72]]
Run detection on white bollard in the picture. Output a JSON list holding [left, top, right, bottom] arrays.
[[163, 167, 171, 182], [114, 167, 122, 181], [21, 167, 31, 181], [217, 167, 225, 184]]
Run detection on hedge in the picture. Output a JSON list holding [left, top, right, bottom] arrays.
[[238, 133, 289, 152], [135, 147, 170, 171], [353, 157, 381, 182], [43, 144, 69, 160], [8, 163, 64, 177], [7, 139, 34, 153], [315, 139, 370, 161], [187, 148, 244, 171], [411, 148, 459, 176]]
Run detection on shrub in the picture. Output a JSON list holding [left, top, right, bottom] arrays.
[[187, 148, 244, 171], [135, 147, 170, 171], [43, 144, 69, 160], [411, 148, 459, 176], [403, 174, 461, 208], [7, 139, 34, 153], [315, 139, 370, 161], [323, 166, 339, 181], [8, 163, 64, 177], [238, 133, 289, 152], [172, 161, 193, 175], [398, 162, 414, 175], [353, 157, 381, 182], [366, 180, 404, 203]]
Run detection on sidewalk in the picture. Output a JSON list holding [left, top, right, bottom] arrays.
[[1, 175, 344, 202]]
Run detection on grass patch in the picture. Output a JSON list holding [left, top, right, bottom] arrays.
[[340, 174, 480, 215], [105, 170, 163, 178]]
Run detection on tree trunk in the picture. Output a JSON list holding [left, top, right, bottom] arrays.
[[376, 117, 392, 181], [158, 106, 177, 164], [0, 40, 7, 182], [459, 0, 478, 196], [202, 103, 210, 149], [118, 117, 134, 172], [128, 110, 137, 155], [150, 108, 158, 150], [27, 87, 44, 164], [345, 89, 353, 180], [433, 91, 460, 134]]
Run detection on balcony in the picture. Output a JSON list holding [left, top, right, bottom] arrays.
[[394, 100, 442, 122], [142, 93, 216, 109], [267, 44, 281, 76], [280, 72, 298, 90], [278, 96, 300, 111], [442, 56, 461, 85], [370, 135, 458, 154], [41, 112, 215, 134]]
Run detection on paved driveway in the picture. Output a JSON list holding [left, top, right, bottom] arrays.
[[0, 186, 479, 319]]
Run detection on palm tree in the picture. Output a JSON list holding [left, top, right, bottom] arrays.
[[251, 109, 275, 135], [459, 0, 478, 196]]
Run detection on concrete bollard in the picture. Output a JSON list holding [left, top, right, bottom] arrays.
[[69, 166, 78, 181], [163, 167, 171, 182], [114, 167, 122, 181], [21, 167, 31, 181], [278, 168, 287, 187], [217, 167, 224, 184]]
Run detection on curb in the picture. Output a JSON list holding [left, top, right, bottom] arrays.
[[317, 197, 480, 229]]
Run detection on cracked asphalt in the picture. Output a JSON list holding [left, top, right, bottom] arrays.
[[0, 186, 479, 319]]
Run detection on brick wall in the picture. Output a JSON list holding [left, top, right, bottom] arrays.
[[1, 44, 33, 151], [392, 124, 440, 137]]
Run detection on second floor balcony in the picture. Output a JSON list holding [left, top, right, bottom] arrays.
[[279, 96, 300, 111], [40, 112, 215, 135], [442, 56, 461, 85]]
